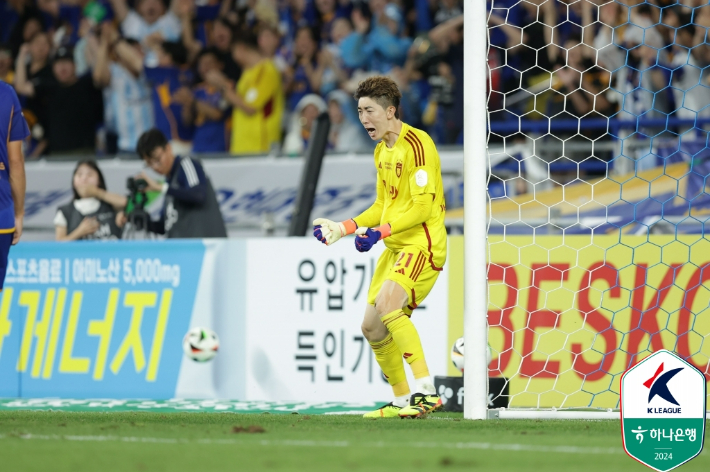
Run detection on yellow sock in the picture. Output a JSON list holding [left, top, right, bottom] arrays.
[[381, 310, 430, 379], [369, 334, 410, 397]]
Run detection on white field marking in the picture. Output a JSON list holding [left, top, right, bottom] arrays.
[[5, 433, 708, 457], [0, 433, 628, 455]]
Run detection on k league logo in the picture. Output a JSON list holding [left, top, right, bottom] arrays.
[[621, 350, 706, 472], [644, 363, 683, 414]]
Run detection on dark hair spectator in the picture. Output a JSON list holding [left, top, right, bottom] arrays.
[[173, 47, 231, 153], [284, 25, 326, 111], [133, 128, 227, 238], [54, 159, 127, 241], [14, 44, 104, 155]]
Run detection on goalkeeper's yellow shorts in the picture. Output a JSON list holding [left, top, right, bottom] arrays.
[[367, 245, 443, 315]]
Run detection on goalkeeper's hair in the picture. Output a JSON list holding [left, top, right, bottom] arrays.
[[354, 76, 402, 120]]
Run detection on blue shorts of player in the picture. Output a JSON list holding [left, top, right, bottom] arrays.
[[0, 233, 13, 289]]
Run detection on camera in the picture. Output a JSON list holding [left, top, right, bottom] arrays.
[[124, 177, 150, 236], [126, 177, 148, 194]]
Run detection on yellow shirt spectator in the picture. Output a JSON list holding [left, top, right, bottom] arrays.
[[230, 59, 283, 154]]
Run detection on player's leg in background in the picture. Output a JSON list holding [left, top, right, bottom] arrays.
[[0, 232, 13, 288]]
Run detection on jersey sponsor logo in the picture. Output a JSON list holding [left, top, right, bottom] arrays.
[[0, 163, 5, 171], [396, 161, 402, 178], [383, 179, 399, 200]]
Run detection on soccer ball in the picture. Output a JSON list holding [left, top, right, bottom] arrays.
[[182, 327, 219, 362], [450, 337, 492, 372]]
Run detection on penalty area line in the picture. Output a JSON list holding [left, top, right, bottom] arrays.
[[0, 433, 628, 454]]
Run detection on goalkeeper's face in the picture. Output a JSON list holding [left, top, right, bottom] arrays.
[[358, 97, 392, 141]]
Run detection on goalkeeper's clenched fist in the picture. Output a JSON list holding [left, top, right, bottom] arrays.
[[312, 218, 358, 245]]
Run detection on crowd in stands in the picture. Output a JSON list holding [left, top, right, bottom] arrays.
[[1, 0, 465, 158], [488, 0, 710, 160]]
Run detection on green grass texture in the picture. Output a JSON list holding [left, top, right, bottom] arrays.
[[0, 411, 707, 472]]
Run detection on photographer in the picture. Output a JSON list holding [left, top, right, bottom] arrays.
[[131, 128, 227, 238], [55, 160, 127, 241]]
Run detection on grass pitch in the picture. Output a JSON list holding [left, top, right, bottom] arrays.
[[0, 411, 707, 472]]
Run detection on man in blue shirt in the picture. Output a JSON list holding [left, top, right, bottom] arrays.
[[0, 82, 29, 287], [134, 128, 226, 238]]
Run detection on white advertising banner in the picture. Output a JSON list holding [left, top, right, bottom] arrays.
[[244, 238, 449, 403], [24, 152, 463, 232]]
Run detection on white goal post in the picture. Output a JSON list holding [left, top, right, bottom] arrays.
[[463, 0, 489, 420]]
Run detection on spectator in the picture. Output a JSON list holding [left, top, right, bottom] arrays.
[[611, 24, 672, 171], [0, 44, 13, 84], [590, 0, 626, 73], [326, 89, 371, 153], [114, 37, 194, 154], [174, 0, 201, 65], [211, 17, 241, 81], [18, 32, 53, 158], [209, 31, 283, 155], [553, 38, 613, 120], [431, 0, 462, 26], [109, 0, 182, 66], [24, 31, 53, 85], [174, 48, 230, 153], [284, 25, 326, 110], [257, 22, 288, 74], [340, 3, 411, 73], [327, 16, 353, 55], [313, 0, 349, 44], [6, 4, 43, 58], [278, 0, 314, 50], [421, 61, 455, 142], [36, 0, 83, 47], [133, 128, 227, 238], [666, 24, 710, 129], [92, 23, 154, 155], [111, 0, 181, 42], [54, 160, 127, 241], [283, 93, 326, 156], [1, 0, 30, 44], [14, 45, 104, 155]]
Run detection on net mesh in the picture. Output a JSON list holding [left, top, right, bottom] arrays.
[[485, 0, 710, 410]]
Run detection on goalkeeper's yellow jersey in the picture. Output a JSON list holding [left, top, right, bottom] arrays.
[[356, 122, 447, 268]]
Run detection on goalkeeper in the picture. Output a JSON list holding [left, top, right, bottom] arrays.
[[313, 76, 447, 418]]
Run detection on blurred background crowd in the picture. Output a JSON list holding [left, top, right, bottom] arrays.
[[488, 0, 710, 174], [1, 0, 708, 168], [0, 0, 465, 158]]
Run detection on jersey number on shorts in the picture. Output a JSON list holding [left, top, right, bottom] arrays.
[[394, 251, 427, 281]]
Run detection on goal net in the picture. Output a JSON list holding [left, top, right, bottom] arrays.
[[481, 0, 710, 417]]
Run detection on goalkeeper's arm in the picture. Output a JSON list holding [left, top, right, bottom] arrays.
[[357, 193, 433, 241], [312, 179, 385, 246]]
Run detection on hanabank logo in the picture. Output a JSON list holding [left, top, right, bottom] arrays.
[[644, 362, 683, 414]]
